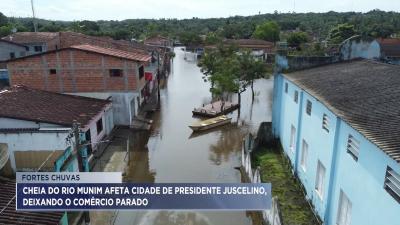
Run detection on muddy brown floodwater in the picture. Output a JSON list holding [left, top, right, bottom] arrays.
[[114, 48, 273, 225]]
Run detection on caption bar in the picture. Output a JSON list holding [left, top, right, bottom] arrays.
[[16, 172, 271, 211]]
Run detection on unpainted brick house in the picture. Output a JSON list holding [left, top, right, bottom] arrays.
[[7, 44, 151, 126]]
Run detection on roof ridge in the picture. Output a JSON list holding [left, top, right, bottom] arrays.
[[4, 85, 111, 103]]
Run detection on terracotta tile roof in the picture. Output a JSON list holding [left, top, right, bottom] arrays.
[[0, 177, 64, 225], [144, 35, 170, 44], [0, 86, 111, 127], [0, 39, 27, 48], [284, 59, 400, 163], [378, 38, 400, 57], [71, 44, 151, 62], [2, 32, 58, 44], [59, 31, 149, 53]]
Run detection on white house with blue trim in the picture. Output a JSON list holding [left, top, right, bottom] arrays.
[[272, 59, 400, 225]]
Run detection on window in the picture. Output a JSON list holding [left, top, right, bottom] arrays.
[[315, 161, 326, 199], [322, 114, 330, 132], [19, 51, 26, 57], [294, 90, 299, 103], [284, 82, 288, 93], [300, 140, 308, 171], [290, 125, 296, 152], [336, 190, 352, 225], [384, 166, 400, 203], [49, 69, 57, 75], [346, 135, 360, 161], [109, 69, 123, 77], [96, 118, 103, 134], [306, 100, 312, 115], [139, 65, 144, 79], [34, 45, 42, 52], [9, 52, 15, 59]]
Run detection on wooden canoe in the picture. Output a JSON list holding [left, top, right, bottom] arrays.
[[189, 115, 232, 132]]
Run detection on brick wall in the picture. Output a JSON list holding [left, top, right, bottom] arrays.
[[8, 49, 142, 93]]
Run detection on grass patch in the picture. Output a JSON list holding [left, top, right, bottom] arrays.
[[253, 147, 320, 225]]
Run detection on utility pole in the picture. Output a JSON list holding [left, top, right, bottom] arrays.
[[157, 50, 161, 107], [72, 122, 91, 225], [31, 0, 37, 32]]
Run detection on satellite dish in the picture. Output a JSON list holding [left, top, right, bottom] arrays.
[[0, 144, 10, 170]]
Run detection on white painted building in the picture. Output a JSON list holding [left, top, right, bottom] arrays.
[[0, 86, 114, 173]]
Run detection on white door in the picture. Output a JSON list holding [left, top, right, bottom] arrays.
[[337, 190, 352, 225]]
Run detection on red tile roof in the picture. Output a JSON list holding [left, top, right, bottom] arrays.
[[0, 86, 111, 127], [2, 32, 58, 44], [71, 44, 151, 62], [0, 177, 64, 225], [0, 39, 27, 48], [59, 31, 149, 53], [378, 38, 400, 57]]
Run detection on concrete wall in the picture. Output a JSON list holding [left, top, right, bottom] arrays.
[[326, 122, 400, 225], [24, 42, 48, 55], [0, 42, 26, 61], [272, 74, 400, 225], [71, 92, 137, 126], [7, 49, 143, 93], [340, 39, 380, 61], [0, 130, 70, 171]]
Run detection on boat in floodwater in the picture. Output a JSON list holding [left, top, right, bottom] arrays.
[[189, 115, 232, 132]]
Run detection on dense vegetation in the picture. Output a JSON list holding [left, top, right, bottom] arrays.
[[1, 10, 399, 44], [253, 147, 321, 225]]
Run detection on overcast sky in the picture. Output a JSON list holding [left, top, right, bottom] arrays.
[[2, 0, 400, 21]]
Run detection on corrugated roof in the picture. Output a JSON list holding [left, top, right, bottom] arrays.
[[0, 177, 64, 225], [2, 32, 58, 44], [0, 86, 111, 127], [284, 59, 400, 163], [71, 44, 151, 62]]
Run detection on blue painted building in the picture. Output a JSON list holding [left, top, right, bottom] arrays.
[[272, 59, 400, 225]]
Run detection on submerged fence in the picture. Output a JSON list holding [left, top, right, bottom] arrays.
[[241, 134, 283, 225]]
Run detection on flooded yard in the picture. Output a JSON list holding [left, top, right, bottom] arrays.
[[114, 48, 274, 225]]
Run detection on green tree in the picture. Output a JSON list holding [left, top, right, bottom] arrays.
[[0, 25, 12, 37], [199, 44, 267, 108], [179, 31, 202, 47], [204, 32, 222, 45], [253, 21, 280, 42], [328, 23, 356, 44], [238, 51, 268, 100], [0, 12, 7, 27], [287, 31, 309, 50]]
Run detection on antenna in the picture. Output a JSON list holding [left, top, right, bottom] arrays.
[[31, 0, 37, 32]]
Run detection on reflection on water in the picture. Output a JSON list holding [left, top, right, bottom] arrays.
[[116, 48, 273, 225]]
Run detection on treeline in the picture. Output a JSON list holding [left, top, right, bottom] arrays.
[[0, 10, 399, 44]]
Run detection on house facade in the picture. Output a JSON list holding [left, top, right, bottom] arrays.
[[0, 86, 113, 173], [7, 44, 150, 126], [0, 40, 27, 61], [272, 59, 400, 225], [2, 32, 59, 54]]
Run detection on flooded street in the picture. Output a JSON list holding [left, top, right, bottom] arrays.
[[115, 48, 273, 225]]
